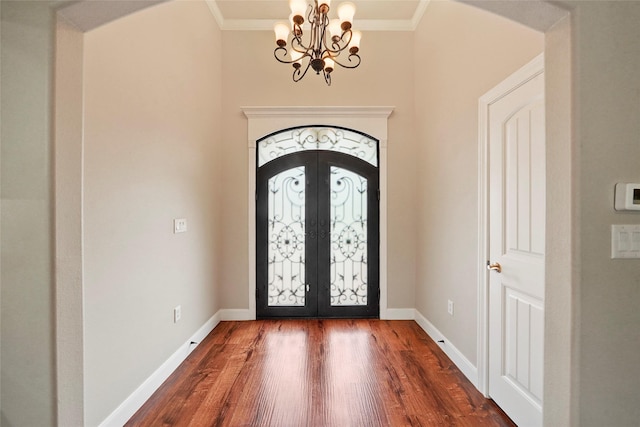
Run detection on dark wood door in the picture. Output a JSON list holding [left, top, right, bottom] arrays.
[[256, 150, 379, 318]]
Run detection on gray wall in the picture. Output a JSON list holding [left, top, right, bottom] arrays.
[[55, 14, 85, 427], [1, 2, 56, 425], [218, 29, 418, 311], [413, 0, 544, 363], [571, 3, 640, 425], [82, 2, 223, 424]]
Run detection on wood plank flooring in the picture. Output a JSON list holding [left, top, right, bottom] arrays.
[[126, 320, 514, 427]]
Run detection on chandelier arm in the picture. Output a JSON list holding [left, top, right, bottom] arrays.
[[274, 46, 295, 64], [309, 12, 322, 57], [306, 2, 316, 25], [291, 37, 313, 55], [341, 29, 353, 46], [323, 69, 332, 86], [325, 45, 349, 55], [291, 32, 304, 47], [332, 53, 361, 69], [274, 46, 313, 66], [293, 60, 314, 82], [324, 30, 353, 55], [318, 13, 331, 54]]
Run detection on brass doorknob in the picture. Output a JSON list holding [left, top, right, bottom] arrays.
[[487, 261, 502, 273]]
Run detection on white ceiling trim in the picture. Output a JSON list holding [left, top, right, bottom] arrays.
[[205, 0, 225, 29], [219, 18, 414, 32], [241, 106, 394, 119], [412, 0, 431, 30], [58, 0, 169, 32], [206, 0, 430, 32]]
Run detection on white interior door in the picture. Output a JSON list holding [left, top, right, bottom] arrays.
[[486, 56, 545, 427]]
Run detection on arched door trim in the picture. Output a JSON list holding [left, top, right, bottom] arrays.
[[242, 106, 393, 319]]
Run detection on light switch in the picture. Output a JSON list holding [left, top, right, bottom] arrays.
[[611, 225, 640, 258], [174, 218, 187, 233]]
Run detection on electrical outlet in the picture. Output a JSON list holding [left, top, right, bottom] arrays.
[[174, 305, 182, 323], [447, 300, 454, 316]]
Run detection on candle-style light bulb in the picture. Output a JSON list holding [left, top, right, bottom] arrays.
[[324, 57, 335, 73], [329, 19, 342, 41], [291, 49, 304, 63], [274, 22, 290, 46], [348, 30, 361, 54], [337, 2, 356, 30], [289, 0, 306, 24]]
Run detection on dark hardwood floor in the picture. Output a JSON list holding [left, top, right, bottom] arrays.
[[126, 320, 514, 426]]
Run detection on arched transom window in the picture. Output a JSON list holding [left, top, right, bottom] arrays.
[[257, 126, 379, 167]]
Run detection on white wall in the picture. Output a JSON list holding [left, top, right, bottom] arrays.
[[413, 0, 543, 364], [82, 1, 222, 424], [218, 30, 418, 311]]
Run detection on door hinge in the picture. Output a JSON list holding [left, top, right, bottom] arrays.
[[255, 191, 258, 201], [377, 189, 381, 201]]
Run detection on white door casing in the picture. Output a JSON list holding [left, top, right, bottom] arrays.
[[242, 106, 393, 319], [478, 54, 545, 427]]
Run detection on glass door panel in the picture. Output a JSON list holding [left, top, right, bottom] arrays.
[[330, 167, 368, 306], [267, 167, 306, 307]]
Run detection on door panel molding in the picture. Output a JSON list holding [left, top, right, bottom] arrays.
[[243, 106, 393, 319], [256, 152, 317, 317], [320, 152, 380, 318], [478, 55, 544, 395]]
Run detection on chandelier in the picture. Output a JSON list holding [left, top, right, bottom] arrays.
[[273, 0, 361, 86]]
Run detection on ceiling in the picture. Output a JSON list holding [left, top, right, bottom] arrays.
[[58, 0, 567, 34], [206, 0, 431, 31]]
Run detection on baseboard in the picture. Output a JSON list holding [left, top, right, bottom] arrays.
[[382, 308, 416, 320], [414, 310, 479, 389], [99, 312, 222, 427], [220, 308, 253, 321]]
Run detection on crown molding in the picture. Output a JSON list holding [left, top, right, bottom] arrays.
[[241, 106, 394, 119], [412, 0, 431, 30], [220, 19, 417, 32], [204, 0, 224, 29], [206, 0, 430, 32]]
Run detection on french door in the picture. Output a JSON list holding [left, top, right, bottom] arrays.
[[256, 150, 379, 318]]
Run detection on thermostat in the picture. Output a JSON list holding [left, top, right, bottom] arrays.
[[615, 183, 640, 211]]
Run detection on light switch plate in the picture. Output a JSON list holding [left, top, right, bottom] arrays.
[[611, 224, 640, 259], [174, 218, 187, 233]]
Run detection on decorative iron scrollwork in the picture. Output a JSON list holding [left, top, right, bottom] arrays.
[[330, 167, 368, 306], [267, 167, 306, 306], [258, 127, 378, 167]]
